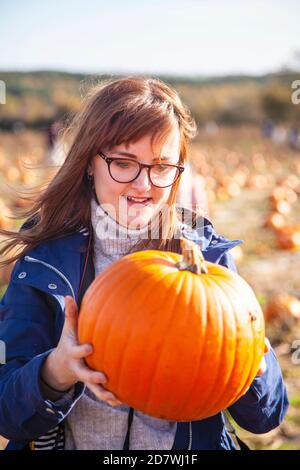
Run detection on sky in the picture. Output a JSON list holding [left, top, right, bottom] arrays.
[[0, 0, 300, 77]]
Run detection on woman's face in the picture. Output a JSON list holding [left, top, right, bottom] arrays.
[[90, 125, 181, 228]]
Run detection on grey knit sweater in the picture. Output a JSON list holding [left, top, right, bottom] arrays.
[[64, 197, 177, 450]]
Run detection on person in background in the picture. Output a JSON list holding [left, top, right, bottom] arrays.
[[176, 161, 209, 216], [45, 120, 66, 166]]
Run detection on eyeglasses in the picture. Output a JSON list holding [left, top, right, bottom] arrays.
[[97, 152, 185, 188]]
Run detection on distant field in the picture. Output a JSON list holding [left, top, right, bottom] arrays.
[[0, 70, 299, 128]]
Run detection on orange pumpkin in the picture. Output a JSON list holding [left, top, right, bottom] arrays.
[[264, 294, 300, 325], [0, 199, 14, 230], [78, 238, 265, 421], [273, 200, 291, 216], [276, 225, 300, 251], [264, 212, 286, 230]]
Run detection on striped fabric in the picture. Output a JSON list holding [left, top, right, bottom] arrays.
[[31, 425, 65, 450]]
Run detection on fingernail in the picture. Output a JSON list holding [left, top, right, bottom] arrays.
[[108, 400, 121, 407]]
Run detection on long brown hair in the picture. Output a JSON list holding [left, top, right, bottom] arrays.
[[0, 76, 197, 266]]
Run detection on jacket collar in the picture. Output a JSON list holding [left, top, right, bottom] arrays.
[[14, 221, 242, 301], [14, 227, 90, 302], [180, 215, 243, 253]]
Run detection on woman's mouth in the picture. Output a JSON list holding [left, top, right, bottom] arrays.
[[125, 196, 153, 206]]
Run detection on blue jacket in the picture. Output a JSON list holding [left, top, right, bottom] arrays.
[[0, 217, 288, 450]]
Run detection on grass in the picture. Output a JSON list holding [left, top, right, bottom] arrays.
[[289, 396, 300, 408]]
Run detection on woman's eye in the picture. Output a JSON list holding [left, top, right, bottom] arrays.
[[155, 164, 170, 172], [115, 160, 132, 168]]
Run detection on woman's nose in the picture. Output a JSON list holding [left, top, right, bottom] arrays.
[[130, 167, 152, 190]]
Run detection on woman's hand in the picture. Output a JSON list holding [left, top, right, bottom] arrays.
[[255, 337, 271, 377], [241, 338, 270, 397], [40, 295, 122, 407]]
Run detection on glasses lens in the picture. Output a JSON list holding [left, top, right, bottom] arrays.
[[110, 159, 140, 182], [150, 164, 180, 187]]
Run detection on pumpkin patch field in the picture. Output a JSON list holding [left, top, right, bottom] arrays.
[[0, 125, 300, 449]]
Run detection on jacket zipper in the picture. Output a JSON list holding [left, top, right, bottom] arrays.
[[24, 256, 75, 299], [188, 422, 192, 450]]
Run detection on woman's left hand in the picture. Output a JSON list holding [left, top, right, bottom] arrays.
[[255, 337, 271, 377]]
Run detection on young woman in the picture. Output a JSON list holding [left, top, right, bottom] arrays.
[[0, 77, 288, 450]]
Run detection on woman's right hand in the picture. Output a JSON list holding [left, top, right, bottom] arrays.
[[40, 295, 122, 407]]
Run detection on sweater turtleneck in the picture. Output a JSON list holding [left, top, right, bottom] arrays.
[[90, 196, 151, 276]]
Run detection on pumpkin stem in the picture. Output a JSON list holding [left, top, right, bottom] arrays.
[[175, 238, 208, 274]]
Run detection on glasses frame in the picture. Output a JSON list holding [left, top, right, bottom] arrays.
[[97, 152, 185, 188]]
